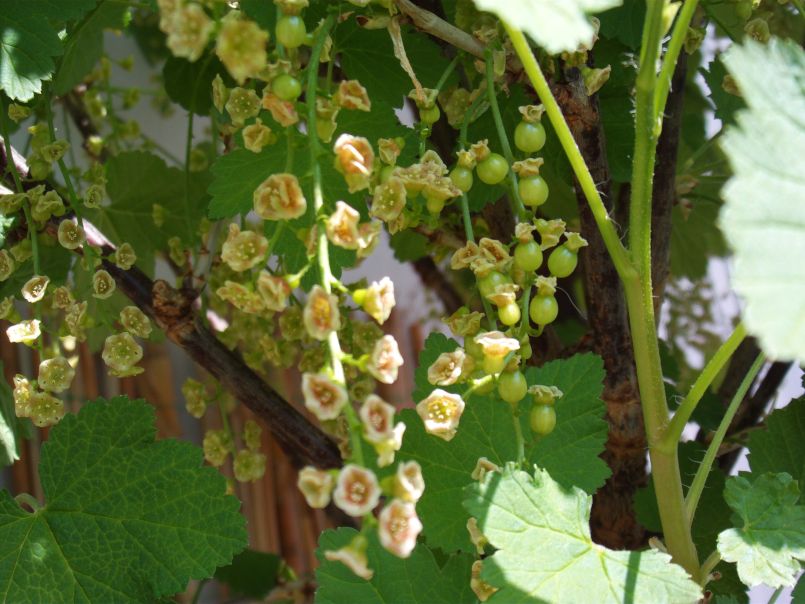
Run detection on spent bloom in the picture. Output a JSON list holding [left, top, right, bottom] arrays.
[[333, 464, 381, 517], [182, 378, 208, 419], [216, 281, 265, 314], [0, 250, 15, 281], [256, 271, 291, 312], [233, 449, 267, 482], [355, 277, 395, 325], [326, 201, 361, 249], [301, 372, 348, 421], [303, 285, 341, 340], [215, 12, 268, 84], [324, 535, 373, 580], [261, 92, 299, 127], [225, 87, 261, 126], [378, 499, 423, 558], [6, 320, 41, 345], [253, 173, 307, 221], [334, 79, 371, 111], [416, 389, 465, 441], [367, 335, 404, 384], [21, 275, 49, 303], [203, 429, 233, 467], [297, 466, 335, 508], [427, 348, 467, 386], [370, 178, 406, 222], [394, 460, 425, 503], [333, 134, 374, 192], [242, 120, 275, 153], [221, 223, 269, 272], [38, 356, 75, 393]]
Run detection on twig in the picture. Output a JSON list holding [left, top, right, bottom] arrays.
[[393, 0, 485, 58]]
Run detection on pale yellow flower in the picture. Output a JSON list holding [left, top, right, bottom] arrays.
[[416, 389, 465, 441], [253, 173, 306, 221], [378, 499, 422, 558], [326, 201, 361, 249], [324, 535, 373, 580], [427, 348, 467, 386], [301, 372, 348, 421], [394, 460, 425, 503], [297, 466, 335, 508], [303, 285, 341, 340], [221, 223, 269, 272]]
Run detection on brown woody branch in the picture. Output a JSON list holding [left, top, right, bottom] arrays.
[[394, 0, 485, 58], [1, 139, 343, 470]]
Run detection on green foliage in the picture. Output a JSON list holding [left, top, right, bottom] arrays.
[[0, 397, 247, 602], [718, 39, 805, 364], [701, 58, 746, 126], [670, 197, 728, 280], [162, 53, 222, 116], [0, 240, 72, 299], [401, 342, 608, 552], [214, 549, 282, 600], [53, 0, 129, 95], [747, 394, 805, 486], [597, 0, 646, 49], [389, 230, 428, 262], [315, 528, 476, 604], [464, 467, 702, 603], [717, 472, 805, 588], [0, 0, 97, 101], [472, 0, 622, 54], [88, 151, 209, 274], [0, 361, 30, 467]]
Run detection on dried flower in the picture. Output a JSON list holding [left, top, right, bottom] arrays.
[[416, 389, 465, 441], [333, 134, 374, 193], [253, 173, 307, 221], [324, 535, 373, 580], [334, 79, 371, 111], [0, 250, 15, 281], [256, 271, 291, 312], [302, 372, 348, 420], [261, 92, 299, 127], [333, 464, 381, 516], [242, 120, 275, 152]]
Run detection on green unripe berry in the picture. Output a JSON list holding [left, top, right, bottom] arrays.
[[547, 245, 579, 278], [276, 15, 307, 49], [476, 153, 509, 185], [478, 271, 510, 299], [450, 166, 473, 192], [519, 175, 549, 207], [514, 120, 546, 153], [498, 370, 527, 404], [426, 196, 445, 215], [529, 294, 558, 326], [513, 241, 543, 272], [482, 354, 507, 375], [271, 74, 302, 101], [498, 302, 521, 326], [530, 404, 556, 435], [419, 104, 440, 125]]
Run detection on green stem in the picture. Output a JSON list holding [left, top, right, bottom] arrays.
[[512, 406, 525, 465], [658, 322, 747, 452], [504, 25, 635, 283], [767, 586, 784, 604], [654, 0, 699, 131], [685, 353, 764, 526], [699, 550, 721, 585], [0, 97, 23, 191], [483, 49, 526, 221], [790, 0, 805, 18], [428, 55, 459, 105], [184, 110, 194, 217]]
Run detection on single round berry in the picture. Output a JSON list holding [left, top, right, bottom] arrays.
[[478, 270, 510, 299], [735, 0, 752, 20], [271, 74, 302, 101], [426, 196, 445, 215], [450, 166, 473, 193], [276, 15, 307, 49], [498, 370, 527, 404], [498, 302, 521, 326], [514, 121, 546, 153], [419, 105, 440, 125], [529, 294, 558, 325], [519, 175, 549, 207], [476, 153, 509, 185], [547, 245, 578, 278], [530, 404, 556, 435], [514, 241, 543, 272]]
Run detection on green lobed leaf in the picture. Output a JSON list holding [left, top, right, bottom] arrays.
[[747, 394, 805, 487], [315, 527, 476, 604], [718, 39, 805, 364], [670, 196, 728, 280], [794, 573, 805, 604], [214, 549, 282, 600], [472, 0, 622, 55], [597, 0, 646, 49], [53, 0, 129, 95], [389, 230, 428, 262], [464, 467, 702, 603], [87, 151, 209, 274], [399, 349, 609, 553], [0, 0, 97, 101], [0, 397, 247, 602], [717, 472, 805, 588], [334, 18, 457, 109], [162, 53, 222, 116]]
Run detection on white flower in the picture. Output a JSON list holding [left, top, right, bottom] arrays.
[[303, 285, 341, 341], [324, 535, 373, 580], [374, 422, 405, 468], [301, 372, 348, 421], [297, 466, 335, 508], [326, 201, 361, 249], [333, 464, 381, 517], [21, 275, 49, 303], [6, 320, 41, 345], [359, 394, 395, 442], [378, 499, 423, 558], [427, 348, 467, 386], [38, 357, 75, 393], [367, 335, 404, 384], [416, 389, 465, 441], [356, 277, 395, 325], [394, 461, 425, 503]]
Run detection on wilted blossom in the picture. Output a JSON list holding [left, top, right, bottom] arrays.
[[225, 87, 261, 127], [332, 464, 381, 517], [416, 389, 465, 441], [301, 372, 348, 421], [450, 241, 480, 270], [427, 348, 467, 386], [355, 277, 395, 325], [221, 223, 269, 272], [471, 457, 500, 481], [253, 173, 307, 221], [467, 517, 489, 555], [216, 281, 265, 314], [215, 12, 268, 84], [297, 466, 335, 508], [182, 378, 208, 419], [242, 120, 275, 153], [356, 222, 382, 259], [21, 275, 49, 303], [324, 534, 373, 580], [378, 499, 423, 558], [333, 134, 374, 193], [38, 356, 75, 393], [261, 92, 299, 127], [303, 285, 341, 340], [394, 460, 425, 503], [256, 271, 291, 312], [334, 79, 371, 111], [367, 335, 404, 384], [471, 560, 499, 602], [326, 201, 361, 249]]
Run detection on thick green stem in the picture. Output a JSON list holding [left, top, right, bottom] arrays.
[[504, 25, 635, 283], [654, 0, 699, 132], [658, 322, 746, 452], [698, 550, 721, 585], [483, 50, 527, 221], [512, 406, 525, 465], [685, 353, 764, 526]]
